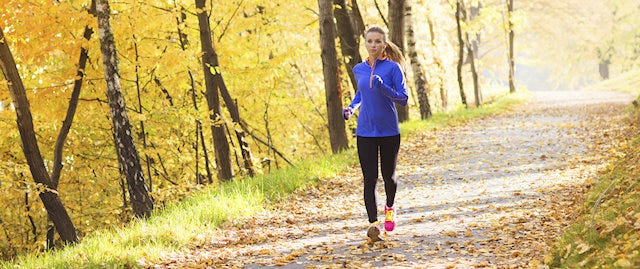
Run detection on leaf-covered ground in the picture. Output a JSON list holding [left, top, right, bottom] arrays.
[[148, 90, 637, 268]]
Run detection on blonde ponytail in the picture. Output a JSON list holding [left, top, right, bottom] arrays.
[[384, 41, 405, 69]]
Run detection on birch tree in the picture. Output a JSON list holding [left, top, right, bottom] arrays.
[[405, 0, 432, 119], [96, 0, 153, 218], [506, 0, 516, 92]]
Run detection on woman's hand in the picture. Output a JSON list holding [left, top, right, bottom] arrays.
[[371, 75, 384, 89], [342, 107, 353, 120]]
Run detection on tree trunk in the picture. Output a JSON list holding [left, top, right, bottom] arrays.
[[96, 0, 153, 218], [195, 0, 233, 181], [469, 2, 481, 61], [405, 0, 431, 119], [468, 1, 482, 107], [506, 0, 516, 93], [0, 28, 79, 244], [334, 0, 362, 95], [191, 70, 214, 184], [318, 0, 349, 153], [198, 7, 255, 178], [467, 32, 482, 107], [47, 0, 97, 248], [455, 0, 468, 108], [219, 89, 256, 177], [133, 37, 154, 192], [599, 60, 610, 79], [426, 16, 448, 110], [349, 0, 366, 38], [596, 46, 612, 80], [388, 0, 409, 122], [174, 1, 214, 184]]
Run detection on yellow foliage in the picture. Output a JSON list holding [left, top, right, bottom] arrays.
[[0, 0, 331, 259]]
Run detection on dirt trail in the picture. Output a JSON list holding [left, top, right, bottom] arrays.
[[151, 90, 637, 268]]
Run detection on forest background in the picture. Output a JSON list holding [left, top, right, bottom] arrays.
[[0, 0, 639, 260]]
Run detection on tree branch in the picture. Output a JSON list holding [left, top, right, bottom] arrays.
[[374, 0, 388, 28], [217, 0, 245, 42]]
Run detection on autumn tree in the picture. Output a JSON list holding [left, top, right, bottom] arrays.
[[195, 0, 234, 181], [388, 0, 409, 122], [349, 0, 366, 37], [96, 0, 153, 218], [6, 0, 633, 259], [45, 0, 97, 248], [169, 2, 214, 184], [218, 80, 256, 177], [405, 0, 431, 119], [467, 1, 482, 107], [593, 0, 640, 80], [334, 0, 363, 94], [514, 0, 632, 89], [506, 0, 516, 92], [455, 0, 468, 108], [0, 27, 79, 244], [319, 0, 349, 153], [425, 10, 449, 110]]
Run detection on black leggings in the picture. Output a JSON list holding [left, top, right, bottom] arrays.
[[357, 135, 400, 224]]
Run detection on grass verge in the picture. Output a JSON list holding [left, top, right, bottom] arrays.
[[544, 71, 640, 268], [544, 129, 640, 268], [1, 91, 528, 269]]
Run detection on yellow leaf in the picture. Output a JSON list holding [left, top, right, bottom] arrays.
[[444, 230, 457, 237], [563, 244, 572, 260], [464, 229, 472, 237], [207, 65, 221, 75], [576, 242, 590, 254], [613, 258, 632, 268]]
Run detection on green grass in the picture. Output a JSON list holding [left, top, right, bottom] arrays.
[[1, 91, 527, 269], [544, 69, 640, 268], [544, 136, 640, 268], [2, 151, 357, 269]]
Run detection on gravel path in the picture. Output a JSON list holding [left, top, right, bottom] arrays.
[[151, 90, 637, 269]]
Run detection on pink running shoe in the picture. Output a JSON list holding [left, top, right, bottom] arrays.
[[384, 205, 396, 231]]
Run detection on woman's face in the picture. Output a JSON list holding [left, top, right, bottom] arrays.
[[365, 32, 386, 59]]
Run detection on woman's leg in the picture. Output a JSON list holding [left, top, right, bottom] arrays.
[[357, 136, 379, 223], [380, 135, 400, 207]]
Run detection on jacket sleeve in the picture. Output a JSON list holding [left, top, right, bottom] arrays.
[[378, 65, 408, 106], [348, 90, 362, 111]]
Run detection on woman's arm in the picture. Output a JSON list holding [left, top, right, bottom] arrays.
[[343, 90, 362, 120], [372, 67, 408, 106]]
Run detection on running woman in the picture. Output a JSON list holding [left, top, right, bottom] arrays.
[[343, 26, 408, 242]]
